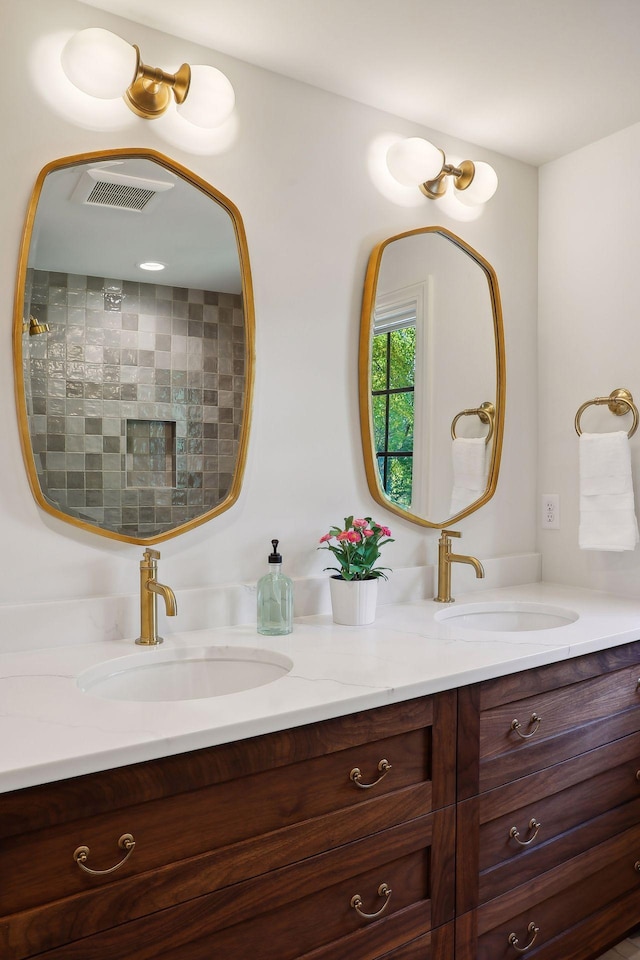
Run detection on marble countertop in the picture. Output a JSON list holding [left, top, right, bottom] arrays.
[[2, 581, 640, 794]]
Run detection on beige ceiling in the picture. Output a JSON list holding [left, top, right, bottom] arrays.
[[77, 0, 640, 166]]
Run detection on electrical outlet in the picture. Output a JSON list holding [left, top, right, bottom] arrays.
[[541, 494, 560, 530]]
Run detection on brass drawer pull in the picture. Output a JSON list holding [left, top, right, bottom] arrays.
[[73, 833, 136, 876], [511, 713, 542, 740], [349, 759, 392, 789], [508, 921, 540, 953], [636, 770, 640, 782], [509, 818, 541, 846], [350, 882, 392, 920], [634, 860, 640, 873]]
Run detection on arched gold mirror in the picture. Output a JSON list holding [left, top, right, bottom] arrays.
[[13, 149, 254, 544], [359, 226, 505, 528]]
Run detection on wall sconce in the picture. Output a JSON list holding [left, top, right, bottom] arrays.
[[386, 137, 498, 205], [61, 27, 235, 128]]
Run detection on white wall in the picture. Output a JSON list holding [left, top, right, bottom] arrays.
[[0, 0, 538, 621], [539, 121, 640, 596]]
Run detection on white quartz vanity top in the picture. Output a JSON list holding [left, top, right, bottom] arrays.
[[2, 581, 640, 794]]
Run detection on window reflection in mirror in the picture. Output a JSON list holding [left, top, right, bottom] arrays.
[[14, 150, 254, 544], [359, 226, 504, 529]]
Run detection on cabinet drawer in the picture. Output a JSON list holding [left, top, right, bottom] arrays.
[[0, 708, 443, 918], [477, 730, 640, 894], [21, 810, 453, 960], [478, 663, 640, 791], [475, 822, 640, 959]]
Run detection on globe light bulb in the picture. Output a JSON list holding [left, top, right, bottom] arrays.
[[61, 28, 137, 99], [177, 65, 236, 128], [456, 161, 498, 205], [386, 138, 444, 186]]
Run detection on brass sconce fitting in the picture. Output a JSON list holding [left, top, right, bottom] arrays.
[[61, 28, 235, 128], [386, 137, 498, 205], [125, 46, 191, 120]]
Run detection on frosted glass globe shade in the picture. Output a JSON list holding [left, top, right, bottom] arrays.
[[177, 65, 235, 128], [456, 161, 498, 205], [61, 28, 137, 99], [386, 138, 443, 186]]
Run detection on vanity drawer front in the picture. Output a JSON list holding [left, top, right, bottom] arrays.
[[478, 663, 640, 791], [20, 811, 452, 960], [0, 728, 431, 917], [475, 822, 640, 960], [479, 730, 640, 875]]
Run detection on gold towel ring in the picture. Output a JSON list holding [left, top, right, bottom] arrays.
[[574, 388, 639, 438], [451, 401, 495, 444]]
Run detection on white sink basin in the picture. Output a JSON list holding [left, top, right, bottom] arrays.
[[78, 645, 293, 701], [435, 601, 579, 632]]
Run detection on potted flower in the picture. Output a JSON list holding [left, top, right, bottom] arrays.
[[318, 516, 393, 624]]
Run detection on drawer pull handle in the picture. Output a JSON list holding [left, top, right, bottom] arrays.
[[635, 861, 640, 873], [73, 833, 136, 876], [508, 921, 540, 953], [350, 882, 392, 920], [509, 818, 542, 846], [511, 713, 542, 740], [350, 759, 392, 790]]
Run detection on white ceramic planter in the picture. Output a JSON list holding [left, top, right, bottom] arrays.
[[329, 576, 378, 625]]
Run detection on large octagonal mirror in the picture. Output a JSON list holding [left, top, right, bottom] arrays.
[[359, 226, 505, 528], [13, 149, 254, 543]]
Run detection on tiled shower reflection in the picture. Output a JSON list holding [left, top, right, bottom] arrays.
[[23, 270, 245, 537]]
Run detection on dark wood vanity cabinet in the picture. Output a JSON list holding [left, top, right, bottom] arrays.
[[456, 640, 640, 960], [0, 691, 457, 960]]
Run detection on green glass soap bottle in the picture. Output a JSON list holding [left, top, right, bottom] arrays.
[[257, 539, 293, 636]]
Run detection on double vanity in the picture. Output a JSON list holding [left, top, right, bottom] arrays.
[[2, 582, 640, 960], [6, 146, 639, 959]]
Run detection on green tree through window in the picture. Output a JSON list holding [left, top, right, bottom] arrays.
[[372, 325, 416, 509]]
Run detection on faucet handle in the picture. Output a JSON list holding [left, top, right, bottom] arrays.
[[142, 548, 161, 563], [441, 529, 461, 540]]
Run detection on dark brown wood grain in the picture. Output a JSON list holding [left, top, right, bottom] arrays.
[[0, 695, 437, 840], [1, 692, 457, 960]]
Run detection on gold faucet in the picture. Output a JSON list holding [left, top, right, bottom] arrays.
[[434, 529, 484, 604], [136, 549, 178, 645]]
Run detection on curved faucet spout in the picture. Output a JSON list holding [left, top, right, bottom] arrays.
[[448, 554, 485, 579], [147, 581, 178, 617]]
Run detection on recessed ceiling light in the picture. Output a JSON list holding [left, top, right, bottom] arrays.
[[138, 261, 166, 271]]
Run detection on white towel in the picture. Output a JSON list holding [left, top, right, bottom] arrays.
[[450, 438, 488, 516], [579, 431, 639, 551]]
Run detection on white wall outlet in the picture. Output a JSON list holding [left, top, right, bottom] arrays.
[[541, 493, 560, 530]]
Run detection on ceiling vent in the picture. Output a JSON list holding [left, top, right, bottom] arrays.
[[70, 167, 175, 213]]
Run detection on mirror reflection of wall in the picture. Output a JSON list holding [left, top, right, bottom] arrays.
[[360, 227, 504, 529], [15, 151, 254, 544], [23, 270, 245, 538]]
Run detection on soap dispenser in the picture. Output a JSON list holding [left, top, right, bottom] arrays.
[[257, 539, 293, 636]]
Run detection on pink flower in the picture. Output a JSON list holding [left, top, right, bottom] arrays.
[[363, 528, 375, 537], [338, 530, 360, 543], [319, 533, 332, 543], [379, 525, 392, 537], [353, 518, 368, 528]]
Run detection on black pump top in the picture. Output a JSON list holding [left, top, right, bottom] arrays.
[[268, 539, 282, 563]]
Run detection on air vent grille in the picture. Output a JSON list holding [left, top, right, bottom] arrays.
[[86, 181, 157, 211]]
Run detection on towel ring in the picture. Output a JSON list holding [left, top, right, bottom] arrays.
[[574, 388, 639, 438], [451, 401, 495, 445]]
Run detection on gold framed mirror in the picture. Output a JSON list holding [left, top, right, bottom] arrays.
[[13, 149, 254, 544], [359, 226, 505, 528]]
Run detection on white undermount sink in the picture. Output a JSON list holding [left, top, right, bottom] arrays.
[[434, 601, 579, 632], [77, 645, 293, 701]]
